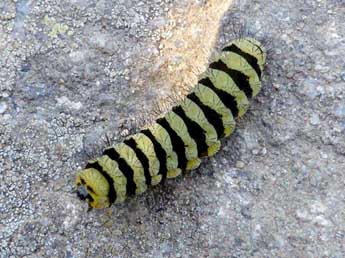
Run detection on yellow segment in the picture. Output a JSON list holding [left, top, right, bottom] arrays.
[[232, 37, 266, 72], [180, 97, 219, 148], [115, 143, 147, 195], [164, 111, 199, 161], [128, 133, 160, 177], [164, 111, 198, 167], [147, 123, 179, 172], [193, 84, 236, 137], [222, 37, 266, 76], [219, 51, 262, 97], [204, 69, 250, 117], [97, 155, 127, 203]]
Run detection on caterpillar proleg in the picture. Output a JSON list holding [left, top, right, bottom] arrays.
[[76, 37, 266, 209]]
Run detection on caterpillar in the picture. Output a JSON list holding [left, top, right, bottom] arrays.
[[76, 37, 266, 209]]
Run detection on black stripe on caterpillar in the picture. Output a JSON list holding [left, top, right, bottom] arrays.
[[76, 37, 266, 209]]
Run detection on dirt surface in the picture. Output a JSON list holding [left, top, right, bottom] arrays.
[[1, 0, 344, 257]]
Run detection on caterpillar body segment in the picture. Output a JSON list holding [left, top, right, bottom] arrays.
[[193, 83, 236, 138], [226, 37, 266, 75], [204, 69, 250, 117], [221, 37, 266, 96], [124, 133, 160, 182], [157, 111, 199, 165], [76, 37, 266, 209], [218, 51, 261, 96], [141, 125, 181, 181], [179, 97, 220, 156]]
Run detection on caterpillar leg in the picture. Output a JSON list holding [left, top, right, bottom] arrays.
[[167, 168, 182, 179], [224, 126, 235, 137], [207, 141, 221, 157], [151, 174, 162, 186], [186, 158, 202, 170]]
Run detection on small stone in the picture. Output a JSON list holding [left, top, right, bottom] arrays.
[[315, 63, 329, 73], [273, 83, 280, 89], [302, 78, 321, 99], [321, 152, 328, 159], [240, 206, 252, 219], [310, 113, 320, 125], [235, 161, 245, 169], [0, 102, 8, 114], [174, 39, 185, 48], [120, 129, 130, 137], [252, 149, 260, 155], [340, 72, 345, 81], [334, 104, 345, 118], [113, 229, 122, 236], [3, 114, 11, 120], [313, 215, 331, 227], [1, 92, 9, 98], [261, 148, 267, 155], [295, 209, 310, 222], [56, 96, 82, 110], [310, 201, 327, 214]]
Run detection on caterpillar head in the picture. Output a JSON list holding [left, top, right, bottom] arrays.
[[76, 168, 111, 209]]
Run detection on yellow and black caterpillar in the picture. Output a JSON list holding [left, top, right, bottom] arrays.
[[76, 37, 266, 209]]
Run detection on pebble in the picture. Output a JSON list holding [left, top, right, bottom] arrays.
[[314, 215, 331, 227], [120, 129, 130, 137], [56, 96, 82, 110], [334, 104, 345, 118], [340, 72, 345, 81], [273, 83, 280, 89], [2, 114, 12, 120], [261, 148, 267, 155], [0, 102, 8, 114], [252, 149, 260, 155], [310, 113, 320, 125], [235, 161, 245, 169], [302, 78, 321, 99]]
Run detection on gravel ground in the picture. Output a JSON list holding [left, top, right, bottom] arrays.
[[1, 0, 345, 257]]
